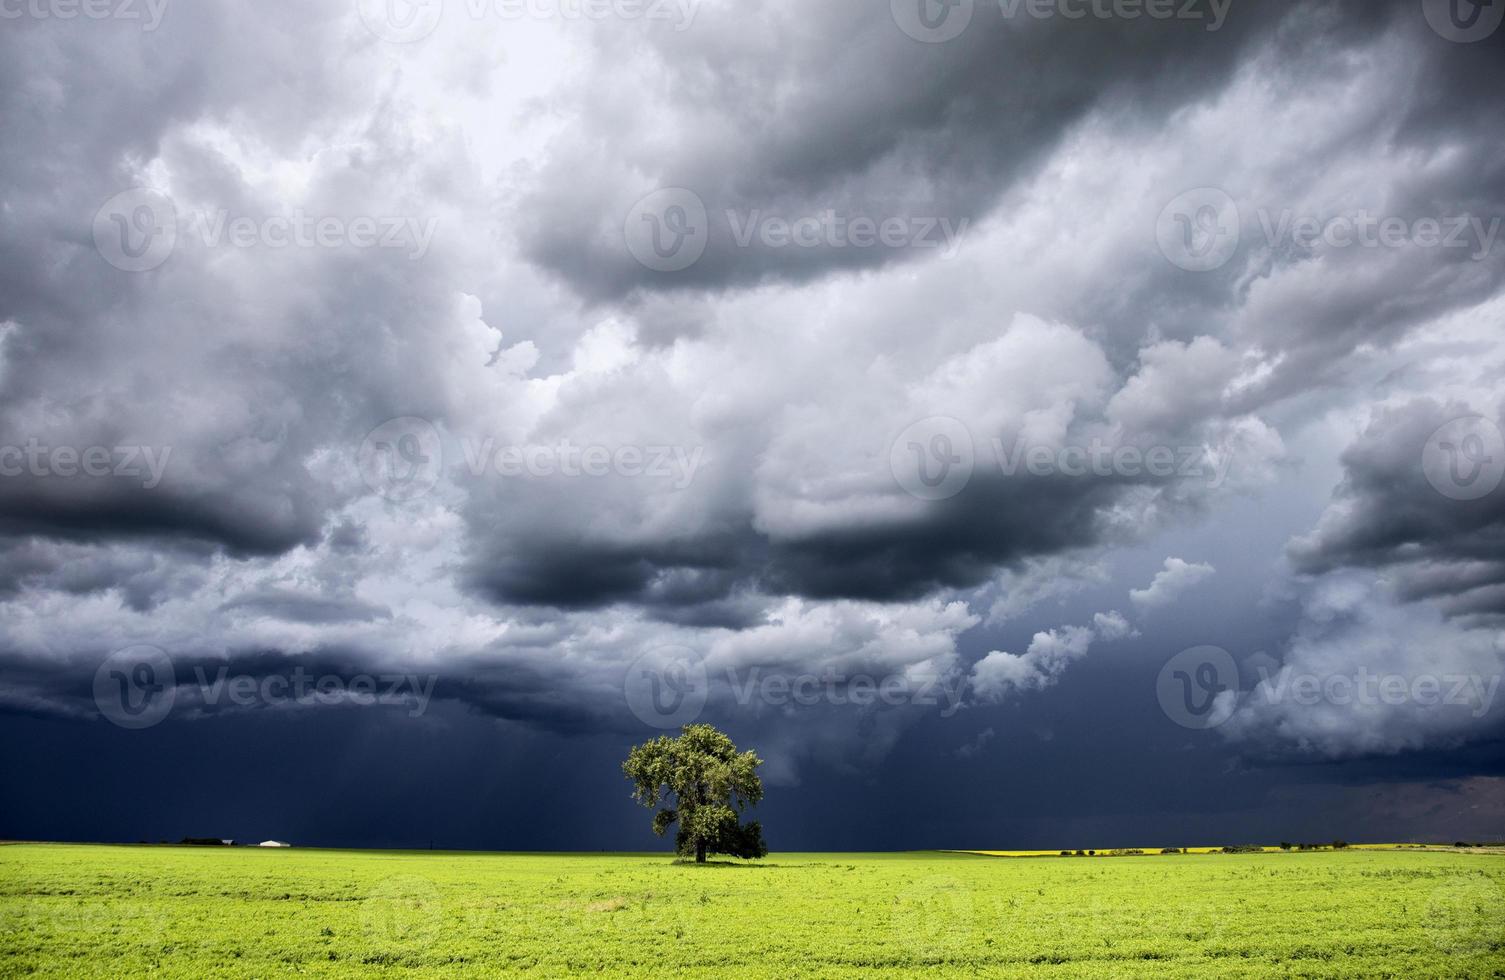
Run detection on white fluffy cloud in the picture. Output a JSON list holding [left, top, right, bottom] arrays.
[[969, 607, 1138, 704], [1130, 558, 1217, 611]]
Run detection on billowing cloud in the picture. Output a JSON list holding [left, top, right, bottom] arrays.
[[0, 0, 1502, 823], [1221, 575, 1505, 759], [969, 607, 1136, 703], [1290, 399, 1505, 626], [1130, 557, 1217, 610]]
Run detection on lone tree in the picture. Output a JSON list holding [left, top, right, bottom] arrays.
[[623, 724, 767, 863]]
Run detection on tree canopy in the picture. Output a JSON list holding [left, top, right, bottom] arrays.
[[622, 724, 767, 863]]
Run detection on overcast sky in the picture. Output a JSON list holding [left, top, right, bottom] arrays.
[[2, 0, 1504, 850]]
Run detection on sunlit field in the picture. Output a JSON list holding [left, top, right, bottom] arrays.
[[3, 843, 1503, 977]]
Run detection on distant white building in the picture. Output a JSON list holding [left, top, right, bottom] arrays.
[[258, 840, 291, 847]]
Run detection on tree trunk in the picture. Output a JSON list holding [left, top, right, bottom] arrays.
[[694, 781, 708, 862]]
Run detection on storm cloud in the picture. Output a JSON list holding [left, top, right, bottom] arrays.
[[2, 0, 1504, 847]]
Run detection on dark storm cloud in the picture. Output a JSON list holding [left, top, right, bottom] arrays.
[[1215, 395, 1505, 758], [324, 518, 370, 554], [2, 0, 1505, 849], [465, 533, 748, 610], [449, 302, 1281, 619], [1078, 13, 1505, 403], [219, 588, 392, 624], [515, 0, 1412, 301], [458, 387, 1238, 612], [1290, 399, 1505, 622], [0, 479, 328, 557], [0, 2, 479, 564], [0, 643, 441, 726], [2, 0, 1497, 623], [0, 539, 202, 611], [757, 470, 1131, 600], [442, 659, 627, 735], [472, 547, 773, 629]]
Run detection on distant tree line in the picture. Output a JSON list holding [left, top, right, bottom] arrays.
[[1050, 840, 1358, 857]]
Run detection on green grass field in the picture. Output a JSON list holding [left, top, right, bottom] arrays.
[[2, 843, 1503, 977]]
